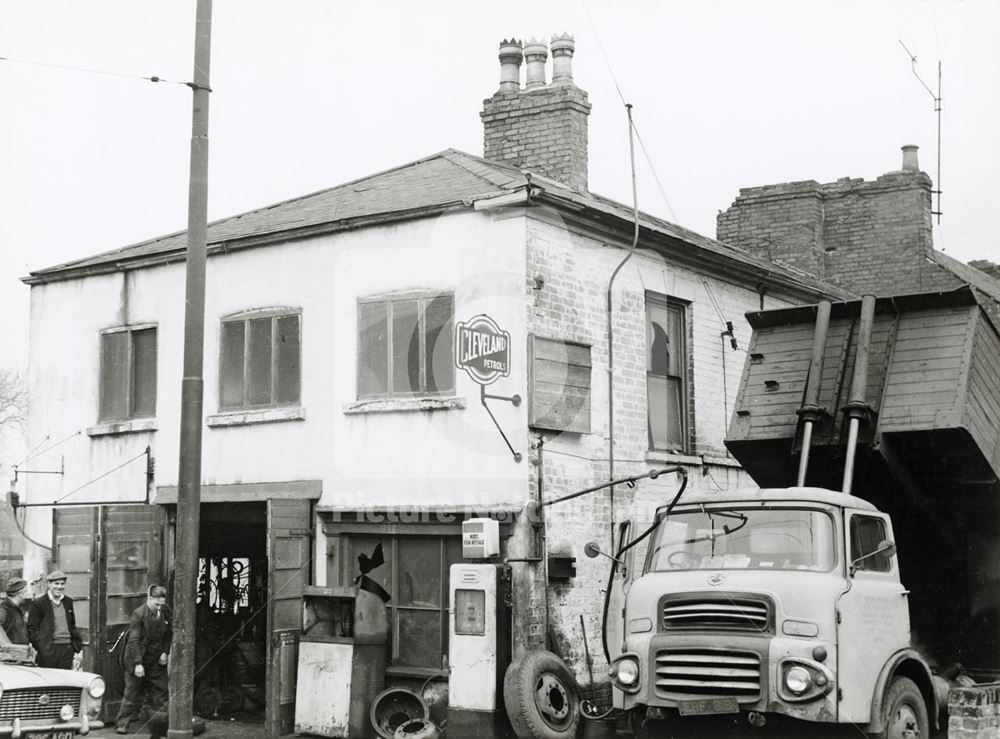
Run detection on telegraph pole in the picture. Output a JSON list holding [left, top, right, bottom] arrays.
[[169, 1, 212, 737]]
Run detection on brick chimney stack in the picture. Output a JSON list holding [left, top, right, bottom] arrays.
[[717, 146, 944, 295], [481, 34, 592, 192]]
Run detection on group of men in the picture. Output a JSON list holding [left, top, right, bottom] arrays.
[[0, 571, 172, 735]]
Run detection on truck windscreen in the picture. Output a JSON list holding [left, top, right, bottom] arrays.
[[646, 507, 837, 573]]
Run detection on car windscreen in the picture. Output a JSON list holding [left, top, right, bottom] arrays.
[[645, 507, 837, 573]]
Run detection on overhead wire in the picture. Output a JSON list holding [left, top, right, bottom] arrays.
[[579, 0, 677, 222], [0, 55, 205, 90]]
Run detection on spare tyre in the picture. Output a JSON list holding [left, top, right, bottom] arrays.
[[503, 649, 581, 739]]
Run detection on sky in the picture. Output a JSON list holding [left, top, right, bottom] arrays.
[[1, 0, 998, 377]]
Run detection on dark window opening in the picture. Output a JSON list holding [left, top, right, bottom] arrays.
[[99, 326, 157, 422], [646, 294, 689, 452], [358, 294, 454, 399], [220, 313, 301, 410]]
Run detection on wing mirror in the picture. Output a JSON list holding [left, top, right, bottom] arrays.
[[584, 541, 621, 564], [850, 539, 896, 576]]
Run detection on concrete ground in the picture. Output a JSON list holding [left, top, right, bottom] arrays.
[[90, 716, 266, 739]]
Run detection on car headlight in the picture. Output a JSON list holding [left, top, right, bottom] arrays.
[[88, 676, 106, 698], [60, 704, 75, 721], [785, 665, 812, 694]]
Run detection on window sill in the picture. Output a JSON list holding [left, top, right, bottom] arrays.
[[206, 406, 306, 427], [343, 396, 466, 415], [87, 418, 158, 437]]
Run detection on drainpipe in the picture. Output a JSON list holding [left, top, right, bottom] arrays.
[[842, 295, 877, 495], [605, 104, 640, 546], [796, 301, 832, 486]]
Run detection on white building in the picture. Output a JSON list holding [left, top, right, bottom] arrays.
[[19, 36, 844, 733]]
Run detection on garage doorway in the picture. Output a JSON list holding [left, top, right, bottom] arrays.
[[194, 503, 268, 725]]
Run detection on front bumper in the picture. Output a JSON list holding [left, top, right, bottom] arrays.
[[0, 715, 104, 737]]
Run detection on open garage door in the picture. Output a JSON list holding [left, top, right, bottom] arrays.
[[265, 498, 311, 738]]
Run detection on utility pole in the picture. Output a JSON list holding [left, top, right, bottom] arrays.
[[169, 1, 211, 737]]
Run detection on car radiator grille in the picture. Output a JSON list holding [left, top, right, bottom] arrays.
[[654, 649, 762, 701], [0, 687, 81, 721], [662, 597, 769, 632]]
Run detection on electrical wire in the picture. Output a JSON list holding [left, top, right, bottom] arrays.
[[53, 449, 147, 504], [0, 54, 200, 89], [14, 506, 52, 552], [16, 429, 81, 467]]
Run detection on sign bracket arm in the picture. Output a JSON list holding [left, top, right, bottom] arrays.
[[481, 385, 523, 463]]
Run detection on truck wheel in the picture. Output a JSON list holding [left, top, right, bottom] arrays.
[[875, 677, 928, 739], [503, 650, 581, 739]]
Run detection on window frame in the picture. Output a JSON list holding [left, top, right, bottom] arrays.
[[218, 308, 302, 411], [356, 291, 455, 400], [848, 514, 893, 573], [98, 323, 158, 423], [645, 291, 691, 453]]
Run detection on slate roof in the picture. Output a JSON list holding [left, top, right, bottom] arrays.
[[23, 148, 850, 300]]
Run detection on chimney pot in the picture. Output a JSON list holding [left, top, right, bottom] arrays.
[[497, 39, 523, 94], [523, 39, 548, 89], [901, 144, 919, 172], [550, 33, 575, 84]]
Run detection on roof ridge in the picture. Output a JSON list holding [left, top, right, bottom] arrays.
[[440, 149, 525, 189]]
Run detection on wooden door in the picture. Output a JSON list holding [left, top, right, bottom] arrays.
[[52, 507, 98, 670], [265, 499, 311, 738]]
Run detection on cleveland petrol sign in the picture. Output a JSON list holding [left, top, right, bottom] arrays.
[[455, 314, 511, 385]]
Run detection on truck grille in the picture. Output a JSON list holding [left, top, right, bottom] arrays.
[[662, 596, 770, 632], [0, 687, 81, 721], [654, 648, 762, 701]]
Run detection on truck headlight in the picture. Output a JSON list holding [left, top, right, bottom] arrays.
[[778, 659, 834, 702], [609, 654, 641, 693], [617, 659, 639, 686], [785, 665, 812, 694], [88, 676, 106, 698]]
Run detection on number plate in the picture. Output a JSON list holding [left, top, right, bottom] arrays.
[[24, 732, 75, 739], [677, 697, 740, 715]]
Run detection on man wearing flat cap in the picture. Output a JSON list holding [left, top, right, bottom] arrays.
[[26, 570, 82, 669], [0, 577, 30, 644]]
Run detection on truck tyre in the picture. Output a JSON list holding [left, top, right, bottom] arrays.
[[874, 677, 928, 739], [503, 650, 581, 739]]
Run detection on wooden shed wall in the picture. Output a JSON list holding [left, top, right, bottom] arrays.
[[877, 306, 975, 432], [966, 315, 1000, 473]]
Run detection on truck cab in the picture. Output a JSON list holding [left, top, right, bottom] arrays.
[[609, 486, 936, 737]]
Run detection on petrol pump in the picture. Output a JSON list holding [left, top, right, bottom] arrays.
[[447, 518, 512, 738]]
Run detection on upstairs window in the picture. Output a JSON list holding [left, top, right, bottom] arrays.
[[357, 293, 454, 399], [99, 326, 157, 421], [646, 293, 689, 452], [220, 311, 301, 409]]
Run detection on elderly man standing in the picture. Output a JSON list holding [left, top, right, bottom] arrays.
[[26, 570, 83, 669], [0, 577, 30, 644], [115, 584, 172, 735]]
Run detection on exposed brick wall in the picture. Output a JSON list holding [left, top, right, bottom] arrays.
[[948, 684, 1000, 738], [716, 168, 963, 296], [481, 84, 591, 192], [521, 216, 771, 691]]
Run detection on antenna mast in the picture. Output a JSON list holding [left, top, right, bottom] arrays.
[[899, 40, 943, 223]]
